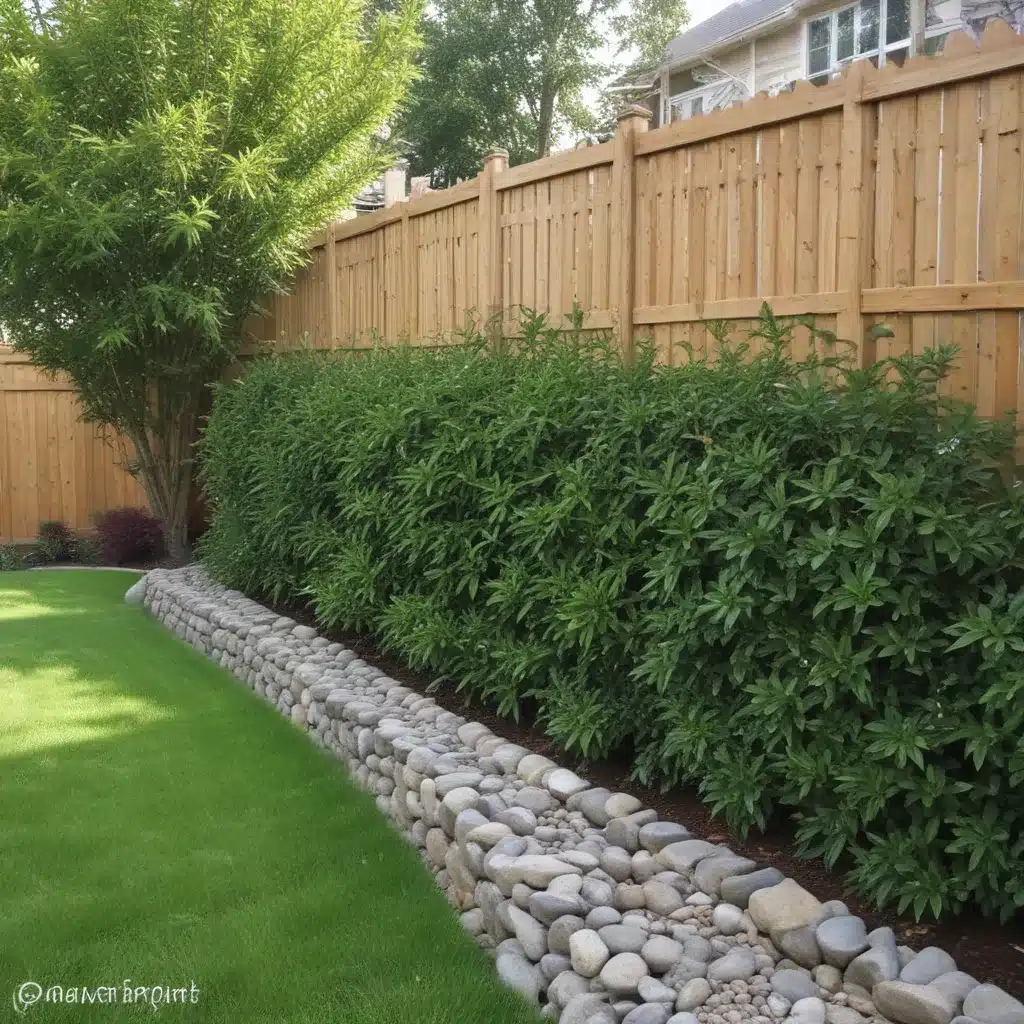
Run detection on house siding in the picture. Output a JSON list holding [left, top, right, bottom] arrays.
[[752, 22, 804, 92]]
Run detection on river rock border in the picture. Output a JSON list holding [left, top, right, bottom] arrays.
[[127, 567, 1024, 1024]]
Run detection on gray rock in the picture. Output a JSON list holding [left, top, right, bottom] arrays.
[[669, 1015, 701, 1024], [748, 879, 824, 935], [601, 846, 634, 882], [623, 1005, 673, 1024], [548, 970, 591, 1009], [507, 904, 548, 961], [540, 953, 572, 981], [454, 808, 490, 846], [707, 947, 757, 983], [719, 866, 785, 909], [600, 924, 649, 954], [586, 906, 622, 930], [124, 578, 147, 606], [712, 903, 746, 936], [768, 994, 793, 1020], [639, 822, 693, 853], [873, 981, 957, 1024], [641, 935, 685, 973], [643, 880, 685, 916], [692, 854, 758, 898], [930, 974, 980, 1010], [582, 878, 616, 907], [600, 952, 650, 996], [790, 997, 827, 1024], [683, 936, 715, 963], [548, 915, 587, 956], [868, 926, 898, 949], [825, 1007, 865, 1024], [579, 788, 615, 826], [664, 957, 709, 986], [657, 840, 722, 875], [571, 929, 612, 978], [606, 815, 645, 853], [771, 971, 821, 1003], [638, 977, 678, 1004], [812, 965, 843, 995], [963, 986, 1024, 1024], [560, 993, 617, 1024], [606, 793, 644, 818], [496, 951, 541, 1002], [515, 854, 584, 888], [843, 944, 900, 990], [547, 768, 590, 800], [496, 806, 539, 835], [676, 978, 713, 1012], [434, 772, 484, 797], [776, 925, 822, 969], [615, 883, 647, 912], [815, 916, 869, 969], [531, 892, 588, 926], [515, 786, 558, 814], [900, 948, 958, 985], [439, 786, 483, 836]]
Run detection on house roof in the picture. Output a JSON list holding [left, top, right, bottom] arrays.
[[664, 0, 797, 67]]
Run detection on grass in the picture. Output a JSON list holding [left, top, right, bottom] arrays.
[[0, 570, 540, 1023]]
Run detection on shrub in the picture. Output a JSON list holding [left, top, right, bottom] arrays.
[[70, 534, 102, 566], [199, 309, 1024, 921], [0, 543, 23, 571], [94, 508, 165, 566], [36, 520, 75, 563]]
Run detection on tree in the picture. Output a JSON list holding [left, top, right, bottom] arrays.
[[396, 0, 687, 187], [0, 0, 421, 560]]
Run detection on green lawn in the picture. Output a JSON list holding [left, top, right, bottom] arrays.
[[0, 570, 538, 1023]]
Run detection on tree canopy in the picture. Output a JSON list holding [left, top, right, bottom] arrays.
[[0, 0, 421, 558], [396, 0, 688, 187]]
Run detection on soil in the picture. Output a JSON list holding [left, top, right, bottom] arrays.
[[270, 596, 1024, 998]]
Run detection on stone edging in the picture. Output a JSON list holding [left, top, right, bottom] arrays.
[[127, 567, 1024, 1024]]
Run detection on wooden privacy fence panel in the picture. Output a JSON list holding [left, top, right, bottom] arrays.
[[251, 21, 1024, 423], [0, 349, 149, 543]]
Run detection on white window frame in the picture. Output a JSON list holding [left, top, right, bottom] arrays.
[[803, 0, 911, 80], [666, 84, 718, 122]]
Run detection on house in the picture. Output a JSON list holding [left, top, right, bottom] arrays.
[[645, 0, 1024, 125]]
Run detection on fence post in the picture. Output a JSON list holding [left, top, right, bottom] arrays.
[[401, 205, 415, 343], [611, 105, 651, 361], [326, 221, 339, 346], [837, 61, 871, 364], [477, 149, 508, 342]]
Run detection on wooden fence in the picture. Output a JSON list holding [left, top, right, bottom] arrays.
[[0, 349, 148, 543], [249, 20, 1024, 424]]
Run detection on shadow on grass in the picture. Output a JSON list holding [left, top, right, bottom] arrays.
[[0, 572, 540, 1024]]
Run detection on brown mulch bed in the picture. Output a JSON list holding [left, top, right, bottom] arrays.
[[266, 596, 1024, 998]]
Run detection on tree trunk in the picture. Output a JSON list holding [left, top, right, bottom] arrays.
[[536, 79, 557, 158], [124, 376, 204, 567]]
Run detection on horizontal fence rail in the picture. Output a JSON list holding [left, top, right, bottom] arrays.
[[248, 20, 1024, 429]]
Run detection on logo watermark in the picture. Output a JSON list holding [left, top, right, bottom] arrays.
[[13, 980, 200, 1014]]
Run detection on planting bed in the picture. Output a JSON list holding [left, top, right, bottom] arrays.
[[132, 567, 1024, 1024]]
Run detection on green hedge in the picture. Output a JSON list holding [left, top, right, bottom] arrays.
[[199, 311, 1024, 921]]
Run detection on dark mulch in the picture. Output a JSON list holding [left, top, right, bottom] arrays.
[[268, 596, 1024, 998]]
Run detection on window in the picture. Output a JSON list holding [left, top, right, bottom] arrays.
[[806, 0, 910, 82], [690, 95, 704, 116], [668, 88, 713, 122]]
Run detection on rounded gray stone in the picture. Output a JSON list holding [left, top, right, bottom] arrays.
[[571, 928, 612, 978], [623, 1005, 673, 1024], [586, 906, 622, 930], [548, 970, 591, 1009], [771, 970, 821, 1003], [692, 854, 758, 898], [548, 915, 587, 955], [600, 952, 650, 996], [815, 916, 869, 969], [676, 978, 713, 1012], [707, 947, 757, 983], [599, 924, 649, 954], [639, 821, 693, 853], [641, 935, 686, 973], [900, 947, 958, 985], [963, 986, 1024, 1024]]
